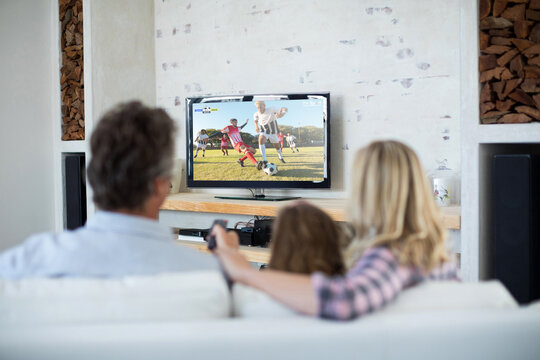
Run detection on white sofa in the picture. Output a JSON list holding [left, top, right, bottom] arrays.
[[1, 270, 539, 360]]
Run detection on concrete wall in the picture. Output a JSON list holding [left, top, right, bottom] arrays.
[[0, 0, 57, 251], [155, 0, 462, 197]]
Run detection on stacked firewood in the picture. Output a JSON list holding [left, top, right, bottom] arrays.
[[60, 0, 84, 140], [480, 0, 540, 124]]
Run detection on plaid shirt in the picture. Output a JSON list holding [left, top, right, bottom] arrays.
[[312, 246, 460, 320]]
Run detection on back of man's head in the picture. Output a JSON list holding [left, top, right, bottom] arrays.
[[87, 101, 176, 211]]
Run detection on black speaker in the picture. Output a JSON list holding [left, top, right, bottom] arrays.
[[253, 219, 273, 247], [493, 154, 540, 304], [235, 228, 255, 246], [64, 153, 87, 230]]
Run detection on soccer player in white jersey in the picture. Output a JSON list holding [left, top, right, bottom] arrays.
[[253, 101, 286, 170], [194, 129, 209, 158], [286, 133, 299, 152]]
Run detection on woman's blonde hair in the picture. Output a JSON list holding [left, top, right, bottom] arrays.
[[269, 201, 345, 276], [345, 140, 449, 270]]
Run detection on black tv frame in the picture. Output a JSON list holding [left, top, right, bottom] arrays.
[[185, 93, 331, 197]]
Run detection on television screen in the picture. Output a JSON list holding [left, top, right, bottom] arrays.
[[185, 93, 330, 190]]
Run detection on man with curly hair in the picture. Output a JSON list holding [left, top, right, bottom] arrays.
[[0, 101, 217, 278]]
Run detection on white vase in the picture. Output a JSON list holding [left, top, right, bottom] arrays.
[[429, 167, 459, 207], [432, 177, 452, 206]]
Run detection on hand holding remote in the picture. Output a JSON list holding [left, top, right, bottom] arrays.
[[208, 223, 252, 287], [207, 219, 228, 250]]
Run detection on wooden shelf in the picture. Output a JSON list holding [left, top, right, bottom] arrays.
[[176, 239, 271, 263], [162, 192, 461, 230]]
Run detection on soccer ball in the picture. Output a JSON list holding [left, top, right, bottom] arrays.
[[263, 163, 278, 176]]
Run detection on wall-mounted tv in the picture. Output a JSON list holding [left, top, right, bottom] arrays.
[[185, 93, 330, 200]]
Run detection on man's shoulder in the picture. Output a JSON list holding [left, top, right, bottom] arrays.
[[25, 228, 93, 256], [0, 230, 76, 279], [22, 230, 77, 250]]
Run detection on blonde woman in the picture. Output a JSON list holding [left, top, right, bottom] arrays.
[[211, 140, 460, 320]]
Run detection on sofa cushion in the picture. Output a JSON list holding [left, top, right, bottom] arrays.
[[233, 280, 518, 318], [2, 311, 540, 360], [383, 280, 518, 313], [0, 270, 230, 326]]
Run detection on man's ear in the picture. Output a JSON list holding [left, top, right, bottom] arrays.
[[154, 177, 171, 197]]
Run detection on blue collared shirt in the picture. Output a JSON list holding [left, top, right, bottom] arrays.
[[0, 211, 218, 279]]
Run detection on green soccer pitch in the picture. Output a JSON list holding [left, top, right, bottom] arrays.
[[192, 146, 325, 181]]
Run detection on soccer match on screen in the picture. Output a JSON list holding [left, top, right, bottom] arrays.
[[191, 98, 327, 182]]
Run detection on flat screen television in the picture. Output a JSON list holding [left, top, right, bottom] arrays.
[[185, 93, 330, 200]]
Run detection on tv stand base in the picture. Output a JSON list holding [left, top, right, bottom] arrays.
[[214, 195, 300, 202], [215, 188, 300, 201]]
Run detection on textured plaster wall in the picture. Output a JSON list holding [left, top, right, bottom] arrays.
[[91, 0, 156, 121], [155, 0, 461, 197]]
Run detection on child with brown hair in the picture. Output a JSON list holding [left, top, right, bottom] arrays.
[[268, 201, 345, 276]]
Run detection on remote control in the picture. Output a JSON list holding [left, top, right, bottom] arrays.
[[206, 219, 228, 250]]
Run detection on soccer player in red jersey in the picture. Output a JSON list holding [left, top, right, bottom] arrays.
[[220, 134, 230, 156], [221, 118, 259, 168], [277, 131, 285, 151]]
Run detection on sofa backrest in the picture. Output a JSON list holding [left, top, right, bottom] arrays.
[[0, 270, 230, 326], [384, 280, 518, 312], [232, 280, 518, 318], [0, 274, 520, 326]]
